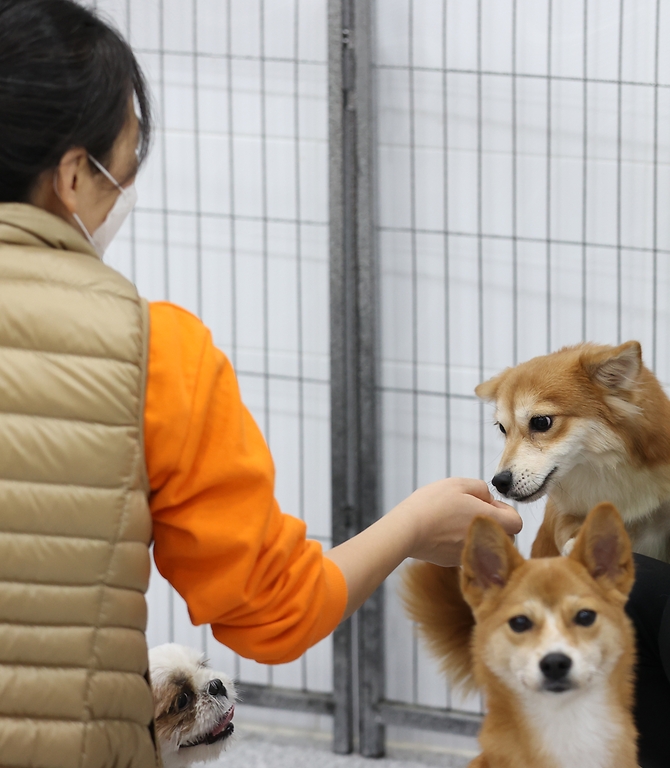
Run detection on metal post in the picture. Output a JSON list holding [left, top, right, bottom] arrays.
[[328, 0, 354, 754], [329, 0, 383, 757]]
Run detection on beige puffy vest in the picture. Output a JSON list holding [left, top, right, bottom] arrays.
[[0, 204, 159, 768]]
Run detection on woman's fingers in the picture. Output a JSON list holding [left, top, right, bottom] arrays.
[[455, 477, 494, 502], [472, 497, 522, 534]]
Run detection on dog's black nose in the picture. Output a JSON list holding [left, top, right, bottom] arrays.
[[491, 470, 513, 495], [207, 679, 227, 698], [539, 653, 572, 681]]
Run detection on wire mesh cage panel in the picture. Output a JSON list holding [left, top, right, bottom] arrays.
[[376, 0, 670, 725], [90, 0, 333, 699]]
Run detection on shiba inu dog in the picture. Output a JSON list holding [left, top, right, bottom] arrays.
[[476, 341, 670, 561], [403, 504, 638, 768]]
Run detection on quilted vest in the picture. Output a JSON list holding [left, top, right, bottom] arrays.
[[0, 204, 159, 768]]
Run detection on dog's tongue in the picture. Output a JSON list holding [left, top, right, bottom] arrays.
[[211, 706, 235, 737]]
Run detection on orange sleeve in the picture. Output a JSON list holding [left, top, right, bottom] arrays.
[[145, 301, 347, 664]]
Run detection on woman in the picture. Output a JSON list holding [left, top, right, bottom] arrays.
[[0, 0, 520, 765]]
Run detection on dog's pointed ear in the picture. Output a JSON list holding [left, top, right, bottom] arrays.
[[460, 516, 524, 609], [582, 341, 641, 391], [569, 503, 634, 598], [475, 373, 504, 402]]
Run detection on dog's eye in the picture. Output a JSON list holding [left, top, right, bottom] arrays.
[[176, 692, 190, 711], [529, 415, 552, 432], [508, 615, 533, 633], [496, 422, 506, 435], [574, 609, 597, 627]]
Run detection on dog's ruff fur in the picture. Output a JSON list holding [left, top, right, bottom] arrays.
[[149, 643, 237, 768], [403, 504, 638, 768], [476, 341, 670, 560]]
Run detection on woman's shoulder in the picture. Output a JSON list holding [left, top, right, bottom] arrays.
[[148, 301, 219, 354]]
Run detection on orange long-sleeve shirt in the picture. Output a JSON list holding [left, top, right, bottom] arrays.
[[145, 302, 347, 664]]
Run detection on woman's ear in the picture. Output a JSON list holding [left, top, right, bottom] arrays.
[[52, 149, 89, 215]]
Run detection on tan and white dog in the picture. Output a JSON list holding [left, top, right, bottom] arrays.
[[476, 341, 670, 561], [403, 504, 638, 768], [150, 644, 237, 768]]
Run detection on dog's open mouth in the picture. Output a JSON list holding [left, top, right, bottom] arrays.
[[180, 705, 235, 749], [513, 466, 558, 502]]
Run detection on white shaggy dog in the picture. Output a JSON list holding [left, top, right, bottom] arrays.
[[149, 644, 237, 768]]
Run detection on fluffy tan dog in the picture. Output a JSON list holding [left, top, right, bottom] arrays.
[[476, 341, 670, 560]]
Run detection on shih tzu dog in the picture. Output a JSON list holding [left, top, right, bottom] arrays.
[[149, 643, 237, 768]]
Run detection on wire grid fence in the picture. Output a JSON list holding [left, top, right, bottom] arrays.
[[377, 0, 670, 736], [90, 0, 335, 710], [84, 0, 670, 756]]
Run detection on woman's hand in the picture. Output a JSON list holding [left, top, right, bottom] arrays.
[[389, 477, 521, 566], [326, 477, 522, 620]]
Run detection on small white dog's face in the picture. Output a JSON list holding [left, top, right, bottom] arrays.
[[149, 643, 237, 768]]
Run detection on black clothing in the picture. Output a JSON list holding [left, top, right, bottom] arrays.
[[626, 553, 670, 768]]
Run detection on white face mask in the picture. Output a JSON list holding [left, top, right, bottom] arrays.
[[56, 154, 138, 257]]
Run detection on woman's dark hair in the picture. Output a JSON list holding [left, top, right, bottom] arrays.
[[0, 0, 152, 202]]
